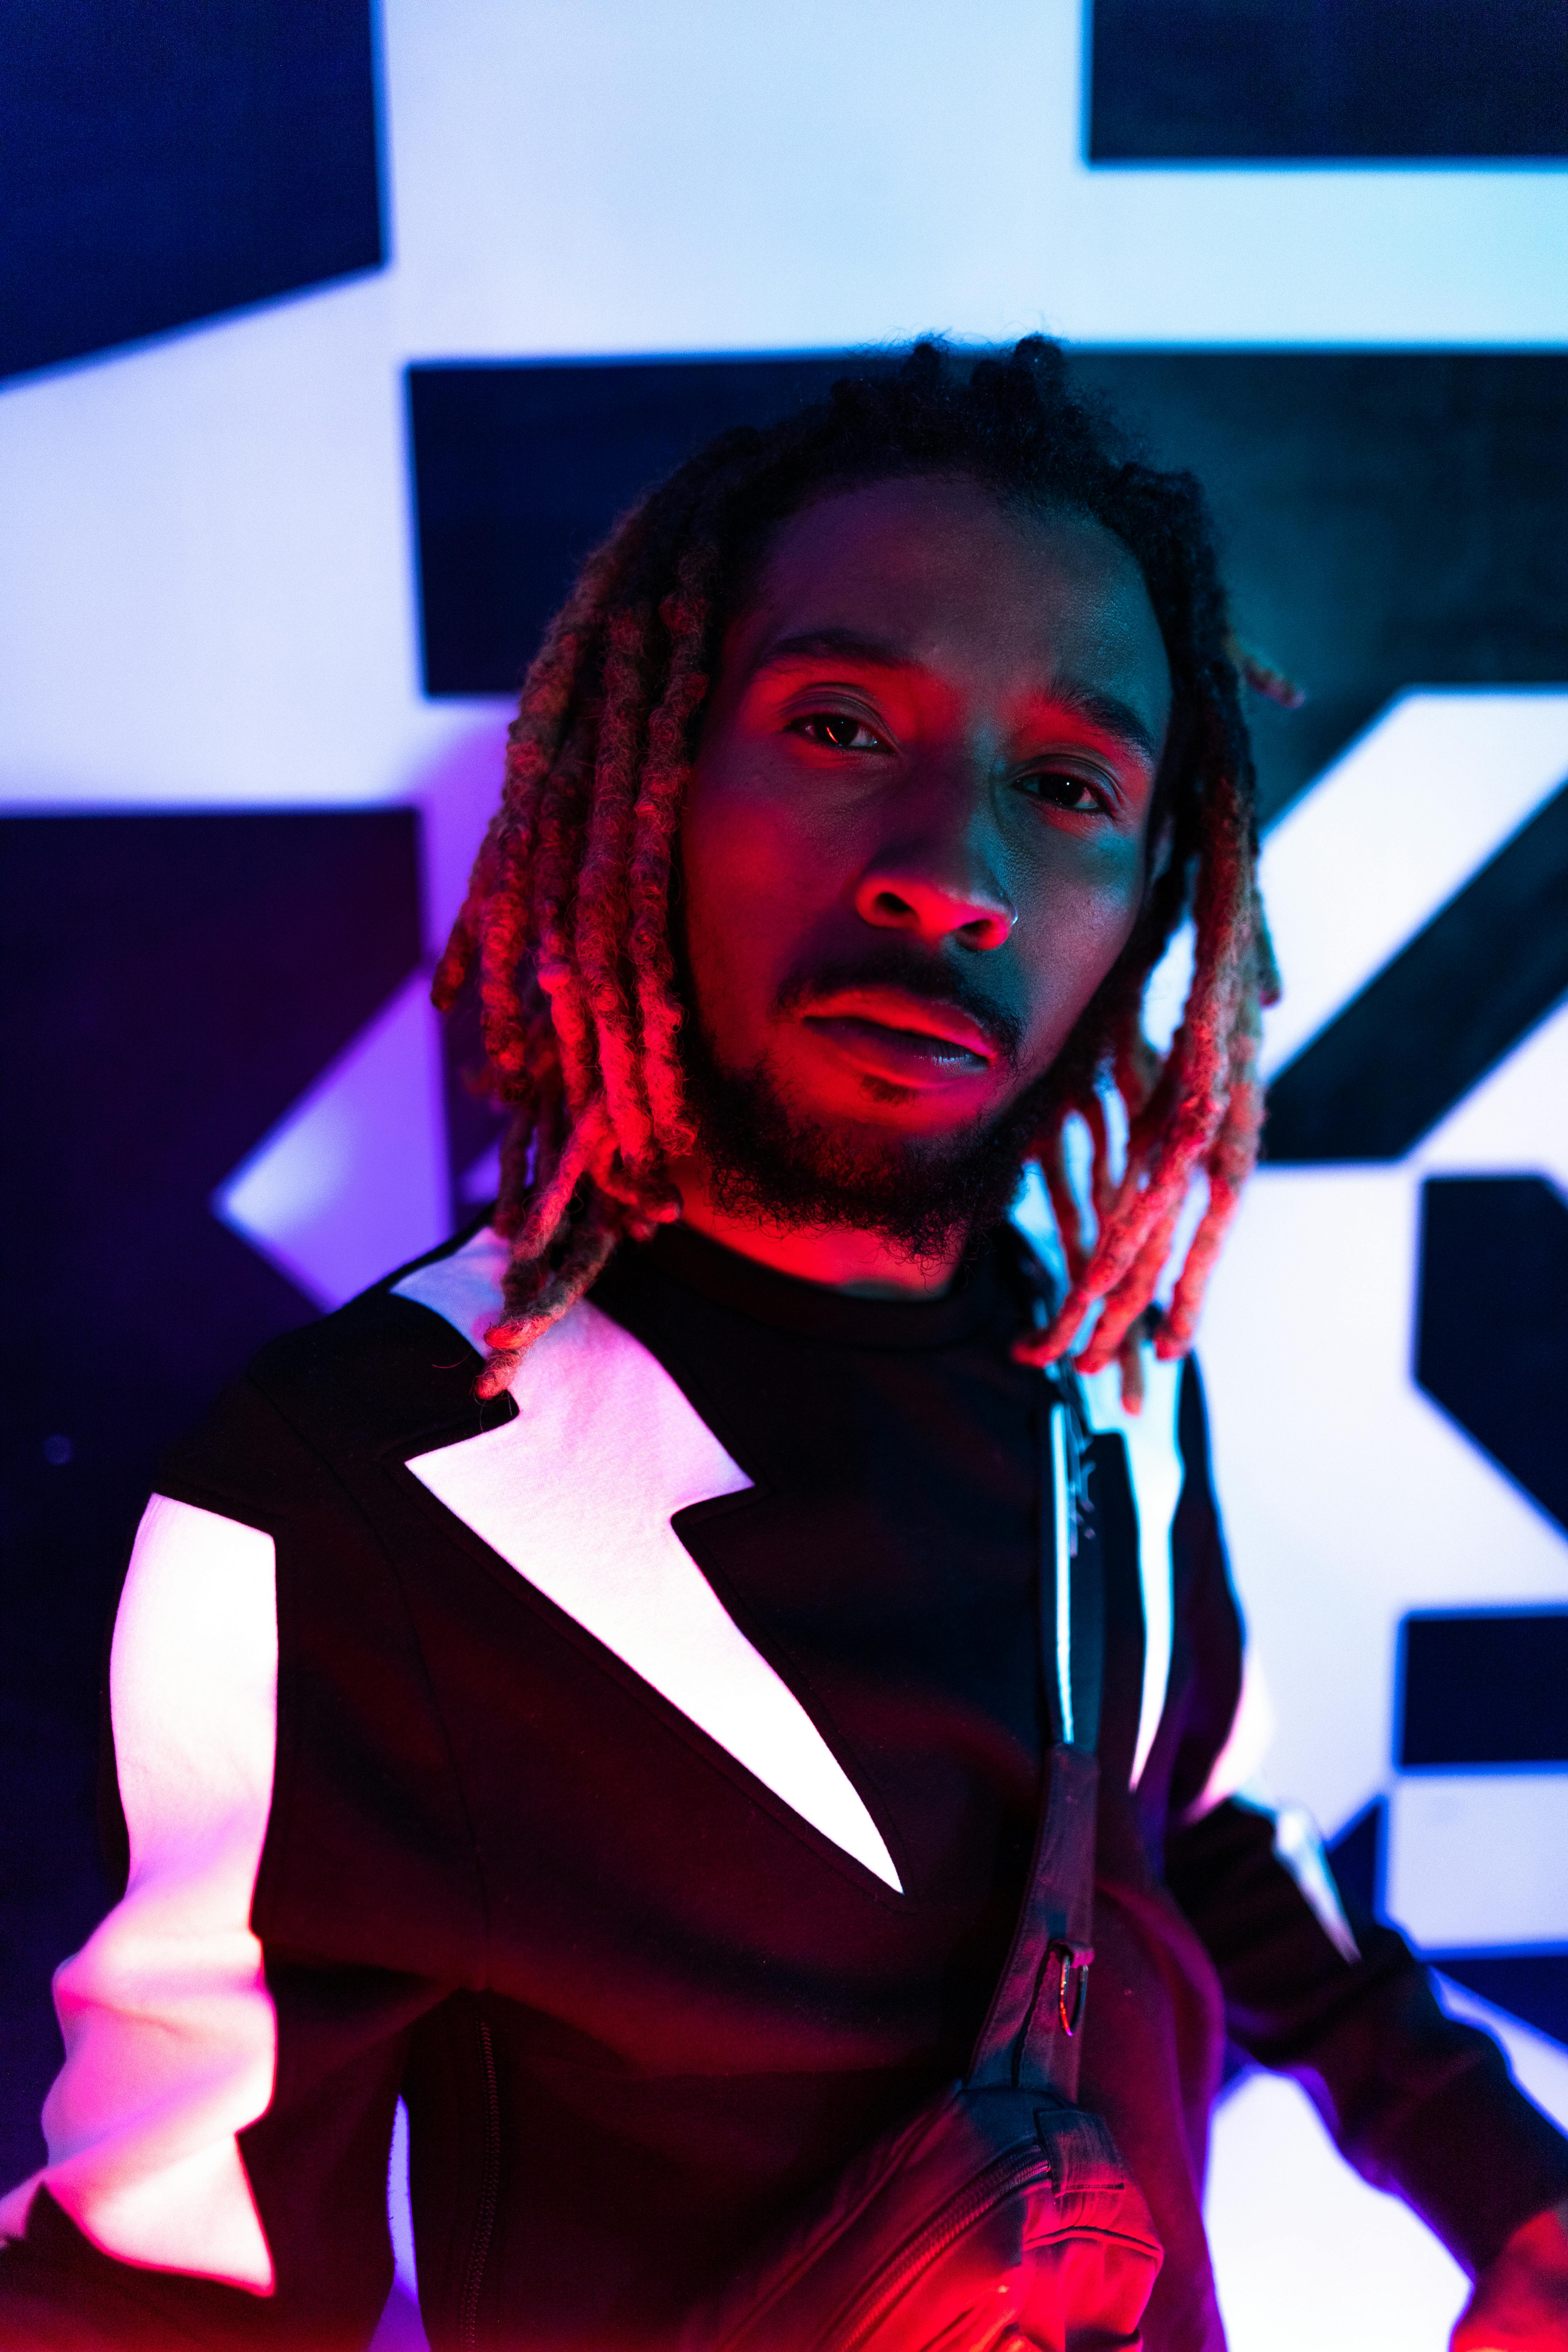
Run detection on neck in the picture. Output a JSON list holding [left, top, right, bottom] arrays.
[[667, 1159, 964, 1298]]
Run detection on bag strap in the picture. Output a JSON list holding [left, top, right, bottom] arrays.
[[1041, 1351, 1104, 1759], [964, 1354, 1104, 2103]]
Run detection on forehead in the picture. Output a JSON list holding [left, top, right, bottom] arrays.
[[724, 474, 1171, 724]]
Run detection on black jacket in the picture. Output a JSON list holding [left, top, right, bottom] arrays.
[[1, 1219, 1563, 2351]]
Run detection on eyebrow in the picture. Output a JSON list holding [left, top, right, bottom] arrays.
[[752, 630, 1164, 767], [1038, 681, 1164, 767], [758, 627, 910, 673]]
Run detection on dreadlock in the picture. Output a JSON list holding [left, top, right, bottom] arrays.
[[435, 338, 1282, 1404]]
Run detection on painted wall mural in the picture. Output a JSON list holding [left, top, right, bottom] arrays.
[[2, 6, 1564, 2346]]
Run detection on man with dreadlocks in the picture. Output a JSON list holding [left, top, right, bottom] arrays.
[[4, 342, 1567, 2352]]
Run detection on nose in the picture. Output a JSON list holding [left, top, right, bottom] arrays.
[[852, 812, 1017, 952]]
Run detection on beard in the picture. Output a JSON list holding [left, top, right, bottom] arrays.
[[676, 948, 1062, 1265]]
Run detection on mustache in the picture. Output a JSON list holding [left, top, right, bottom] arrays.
[[772, 944, 1024, 1069]]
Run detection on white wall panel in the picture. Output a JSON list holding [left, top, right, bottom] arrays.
[[1258, 693, 1568, 1077], [1387, 1777, 1568, 1953], [382, 0, 1568, 356], [1198, 1145, 1568, 1836], [5, 0, 1568, 835]]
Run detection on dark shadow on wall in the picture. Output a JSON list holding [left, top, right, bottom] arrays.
[[1, 0, 385, 382], [1086, 0, 1568, 162], [0, 810, 421, 2184], [407, 351, 1568, 834]]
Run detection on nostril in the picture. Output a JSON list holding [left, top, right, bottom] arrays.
[[855, 874, 1014, 941], [869, 889, 917, 923]]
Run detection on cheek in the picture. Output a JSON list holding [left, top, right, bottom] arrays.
[[1013, 836, 1148, 1055], [682, 786, 778, 972], [678, 776, 825, 1043], [685, 790, 803, 916], [681, 745, 858, 946]]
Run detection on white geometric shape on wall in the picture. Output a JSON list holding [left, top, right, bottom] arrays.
[[1205, 2067, 1469, 2352], [1386, 1776, 1568, 1953], [1414, 994, 1568, 1195], [1200, 1160, 1568, 1839], [213, 972, 450, 1310], [1197, 677, 1568, 2321], [1208, 1975, 1568, 2352], [1258, 690, 1568, 1078], [1199, 671, 1568, 1838]]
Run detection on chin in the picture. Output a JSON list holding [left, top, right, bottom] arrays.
[[679, 1016, 1059, 1252], [692, 1082, 1040, 1257]]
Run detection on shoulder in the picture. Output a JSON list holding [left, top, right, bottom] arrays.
[[158, 1222, 516, 1521]]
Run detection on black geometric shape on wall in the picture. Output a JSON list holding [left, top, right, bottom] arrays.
[[1324, 1805, 1568, 2051], [1415, 1177, 1568, 1534], [407, 356, 901, 698], [0, 810, 420, 2186], [1432, 1956, 1568, 2053], [1262, 781, 1568, 1163], [1327, 1798, 1385, 1918], [1088, 0, 1568, 161], [411, 351, 1568, 837], [1, 0, 384, 382], [1399, 1611, 1568, 1769]]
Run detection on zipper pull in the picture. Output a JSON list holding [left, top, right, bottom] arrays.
[[1026, 1283, 1094, 1556], [1051, 1362, 1094, 1558]]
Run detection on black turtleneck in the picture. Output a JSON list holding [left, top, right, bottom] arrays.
[[589, 1220, 1152, 2046]]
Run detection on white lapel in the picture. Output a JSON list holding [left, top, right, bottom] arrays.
[[1009, 1179, 1184, 1790], [394, 1233, 902, 1890], [1078, 1353, 1184, 1790]]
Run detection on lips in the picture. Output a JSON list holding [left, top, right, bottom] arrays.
[[797, 987, 1002, 1088]]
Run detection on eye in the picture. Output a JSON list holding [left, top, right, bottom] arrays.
[[791, 711, 891, 753], [1020, 768, 1108, 815]]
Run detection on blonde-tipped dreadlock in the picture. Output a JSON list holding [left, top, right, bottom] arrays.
[[434, 339, 1282, 1404]]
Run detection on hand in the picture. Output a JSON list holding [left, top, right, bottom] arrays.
[[1453, 2198, 1568, 2351]]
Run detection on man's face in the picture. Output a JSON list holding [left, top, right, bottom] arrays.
[[677, 474, 1173, 1243]]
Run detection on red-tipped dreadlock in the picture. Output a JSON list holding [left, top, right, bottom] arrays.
[[435, 340, 1283, 1403]]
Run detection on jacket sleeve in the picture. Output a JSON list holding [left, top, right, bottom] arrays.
[[1160, 1360, 1568, 2281], [0, 1381, 444, 2349]]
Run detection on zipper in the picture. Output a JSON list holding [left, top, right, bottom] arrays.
[[833, 2140, 1052, 2351], [458, 2016, 502, 2352]]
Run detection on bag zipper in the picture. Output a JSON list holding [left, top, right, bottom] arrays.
[[833, 2139, 1053, 2351], [458, 2017, 502, 2352]]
